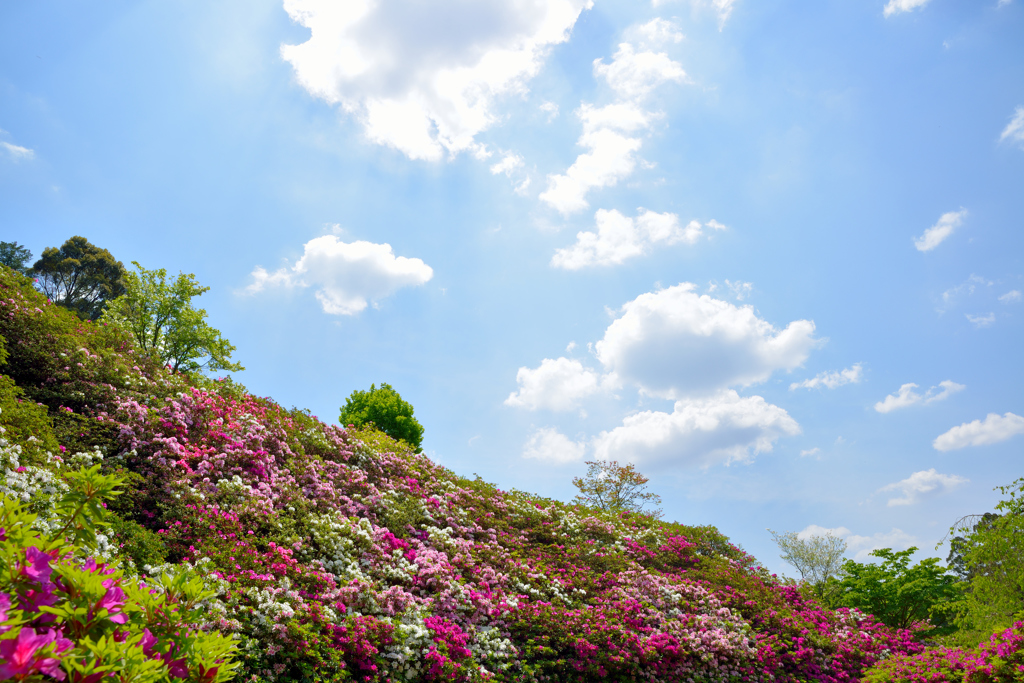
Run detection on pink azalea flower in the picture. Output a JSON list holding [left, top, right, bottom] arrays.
[[22, 546, 53, 584], [0, 627, 69, 681]]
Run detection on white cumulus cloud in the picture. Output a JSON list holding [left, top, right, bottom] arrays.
[[246, 235, 432, 315], [790, 364, 863, 391], [551, 209, 723, 270], [874, 380, 964, 413], [633, 18, 684, 46], [280, 0, 592, 161], [539, 103, 651, 215], [1000, 106, 1024, 148], [592, 390, 800, 468], [934, 412, 1024, 451], [540, 37, 688, 215], [505, 357, 605, 411], [523, 427, 586, 464], [879, 469, 968, 506], [999, 290, 1022, 304], [593, 43, 688, 101], [595, 283, 819, 399], [914, 209, 967, 252], [883, 0, 932, 17]]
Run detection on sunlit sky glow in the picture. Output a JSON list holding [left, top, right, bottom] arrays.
[[2, 0, 1023, 572]]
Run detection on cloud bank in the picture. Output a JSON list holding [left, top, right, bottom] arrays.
[[281, 0, 592, 161], [595, 283, 819, 399], [508, 284, 816, 467]]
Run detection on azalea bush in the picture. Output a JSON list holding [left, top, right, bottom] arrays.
[[0, 449, 238, 682], [0, 263, 934, 683], [864, 622, 1024, 683]]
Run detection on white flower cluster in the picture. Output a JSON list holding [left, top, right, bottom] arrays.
[[384, 611, 434, 680], [301, 512, 372, 582], [469, 625, 517, 673]]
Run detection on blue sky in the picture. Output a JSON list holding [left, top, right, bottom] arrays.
[[2, 0, 1023, 574]]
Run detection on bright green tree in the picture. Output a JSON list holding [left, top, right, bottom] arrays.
[[339, 383, 424, 452], [833, 547, 958, 634], [102, 261, 243, 374], [945, 478, 1024, 640], [31, 236, 127, 319], [0, 240, 33, 275], [572, 459, 663, 517]]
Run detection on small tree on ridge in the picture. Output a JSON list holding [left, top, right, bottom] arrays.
[[339, 383, 424, 453], [572, 459, 662, 517]]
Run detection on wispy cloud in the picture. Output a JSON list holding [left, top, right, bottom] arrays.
[[878, 469, 968, 506], [874, 380, 964, 413], [1000, 106, 1024, 148], [998, 290, 1021, 304], [966, 312, 996, 328], [1, 141, 35, 161], [915, 209, 966, 252], [551, 209, 724, 269], [790, 364, 862, 391]]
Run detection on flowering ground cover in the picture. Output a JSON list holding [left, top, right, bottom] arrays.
[[1, 265, 1018, 682]]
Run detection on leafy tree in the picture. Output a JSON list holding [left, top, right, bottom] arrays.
[[833, 547, 958, 634], [572, 459, 663, 517], [945, 478, 1024, 640], [768, 529, 847, 600], [339, 383, 424, 452], [101, 261, 243, 374], [0, 241, 33, 275], [946, 512, 1001, 582], [31, 236, 127, 319]]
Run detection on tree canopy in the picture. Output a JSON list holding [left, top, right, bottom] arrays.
[[31, 236, 127, 320], [832, 547, 958, 634], [101, 261, 243, 374], [769, 528, 847, 601], [945, 478, 1024, 641], [339, 383, 424, 452], [572, 459, 662, 516], [0, 241, 33, 275]]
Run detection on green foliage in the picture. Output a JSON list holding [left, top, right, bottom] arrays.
[[769, 528, 847, 601], [0, 242, 33, 275], [102, 261, 243, 374], [31, 236, 127, 320], [832, 547, 958, 633], [0, 464, 239, 683], [0, 265, 184, 414], [0, 373, 59, 464], [339, 383, 424, 452], [945, 478, 1024, 641], [571, 459, 663, 516]]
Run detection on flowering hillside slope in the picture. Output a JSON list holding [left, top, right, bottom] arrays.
[[0, 265, 933, 683]]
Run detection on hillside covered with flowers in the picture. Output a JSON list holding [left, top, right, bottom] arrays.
[[1, 262, 1020, 683]]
